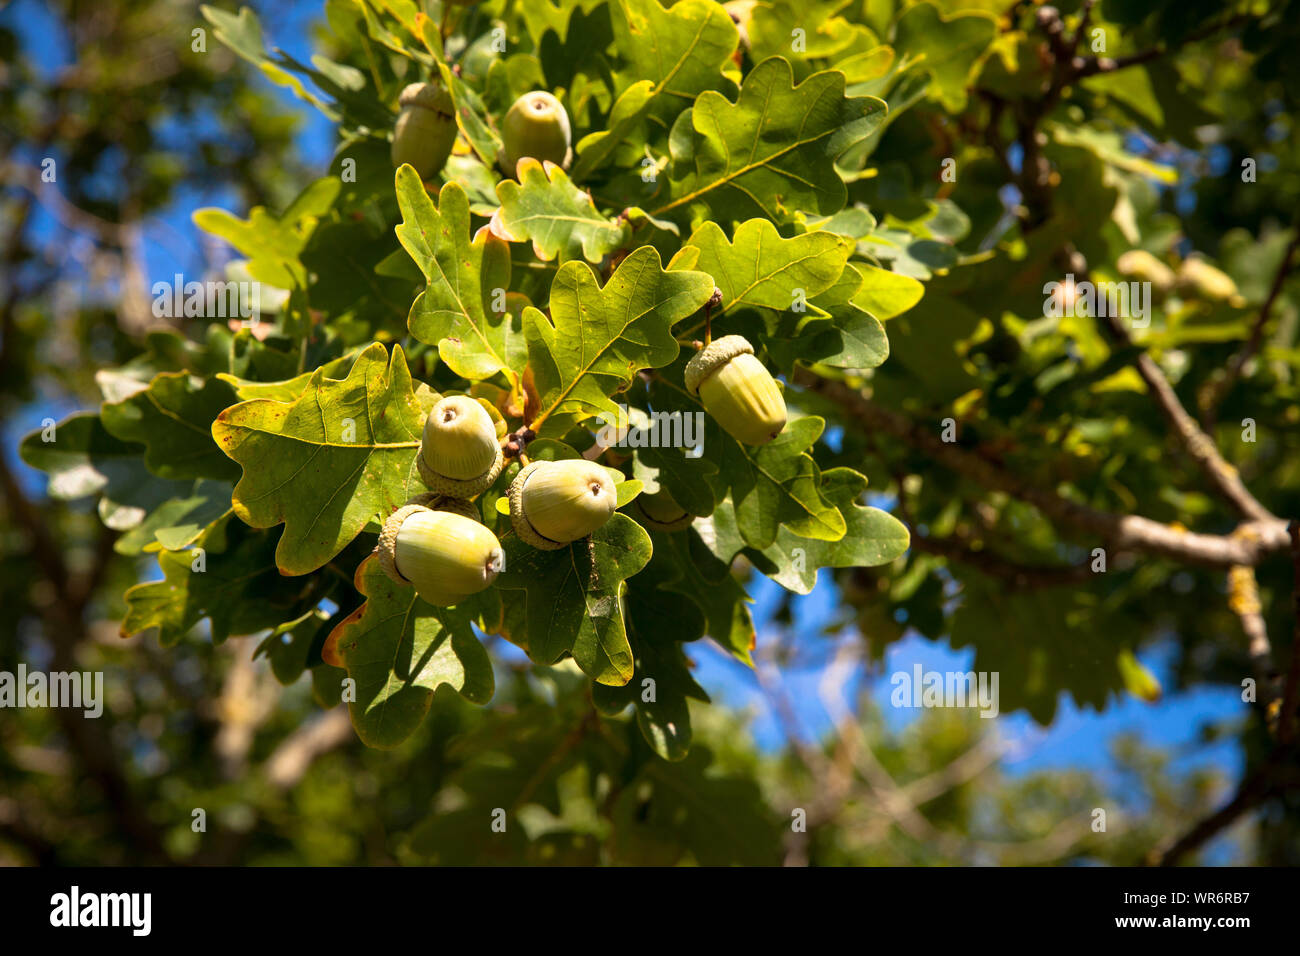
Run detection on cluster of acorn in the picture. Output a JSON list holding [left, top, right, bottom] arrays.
[[378, 333, 789, 609], [377, 395, 620, 606], [381, 77, 792, 609]]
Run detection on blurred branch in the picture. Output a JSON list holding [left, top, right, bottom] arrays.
[[1087, 268, 1277, 524], [263, 709, 354, 791], [0, 452, 172, 864], [1227, 562, 1280, 713], [797, 370, 1291, 568], [1072, 12, 1253, 79], [1156, 523, 1300, 864]]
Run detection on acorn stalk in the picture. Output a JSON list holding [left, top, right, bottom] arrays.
[[509, 459, 616, 550], [378, 498, 503, 607], [685, 335, 787, 446], [498, 91, 573, 175], [417, 395, 504, 497], [391, 81, 457, 181]]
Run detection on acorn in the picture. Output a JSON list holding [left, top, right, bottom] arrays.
[[377, 496, 504, 607], [498, 91, 573, 175], [508, 459, 617, 550], [1115, 250, 1175, 293], [684, 334, 787, 446], [632, 488, 694, 532], [391, 81, 457, 181], [416, 395, 504, 497], [1176, 256, 1245, 306]]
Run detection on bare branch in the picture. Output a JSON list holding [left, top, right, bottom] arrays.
[[263, 709, 354, 791], [1093, 297, 1277, 524]]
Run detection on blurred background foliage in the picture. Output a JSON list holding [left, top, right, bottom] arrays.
[[2, 0, 1299, 865]]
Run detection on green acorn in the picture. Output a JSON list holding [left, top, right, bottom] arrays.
[[632, 488, 695, 532], [685, 335, 787, 446], [417, 395, 504, 497], [508, 459, 616, 550], [498, 91, 572, 175], [1176, 256, 1245, 306], [1115, 250, 1175, 293], [391, 81, 457, 180], [377, 496, 503, 607]]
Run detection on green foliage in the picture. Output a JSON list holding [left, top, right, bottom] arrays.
[[10, 0, 1300, 867]]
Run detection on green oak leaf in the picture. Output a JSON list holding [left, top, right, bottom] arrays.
[[193, 177, 340, 291], [114, 479, 234, 556], [20, 412, 147, 502], [659, 57, 886, 223], [608, 744, 782, 865], [852, 261, 925, 319], [255, 608, 331, 686], [526, 245, 714, 436], [495, 513, 652, 686], [211, 342, 425, 576], [397, 171, 517, 382], [435, 60, 502, 169], [491, 158, 630, 263], [653, 527, 755, 663], [572, 0, 739, 179], [748, 0, 878, 67], [121, 518, 326, 646], [217, 350, 362, 402], [633, 443, 719, 519], [326, 554, 494, 749], [756, 467, 910, 593], [101, 372, 241, 481], [948, 571, 1137, 725], [674, 218, 852, 320], [893, 2, 997, 113], [764, 263, 890, 370], [592, 622, 709, 762]]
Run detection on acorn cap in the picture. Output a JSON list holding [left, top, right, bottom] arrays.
[[417, 396, 505, 496], [399, 81, 452, 111], [684, 334, 754, 395]]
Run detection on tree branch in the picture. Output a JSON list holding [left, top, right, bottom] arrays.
[[797, 370, 1291, 568]]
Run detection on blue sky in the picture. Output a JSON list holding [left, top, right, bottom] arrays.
[[5, 0, 1252, 855]]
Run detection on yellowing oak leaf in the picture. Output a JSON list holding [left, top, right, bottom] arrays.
[[212, 343, 425, 575]]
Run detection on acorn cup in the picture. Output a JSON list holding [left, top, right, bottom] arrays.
[[498, 91, 573, 174], [508, 459, 617, 550], [684, 334, 787, 446], [417, 395, 505, 497], [377, 495, 504, 607], [632, 487, 695, 532], [391, 81, 457, 181]]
